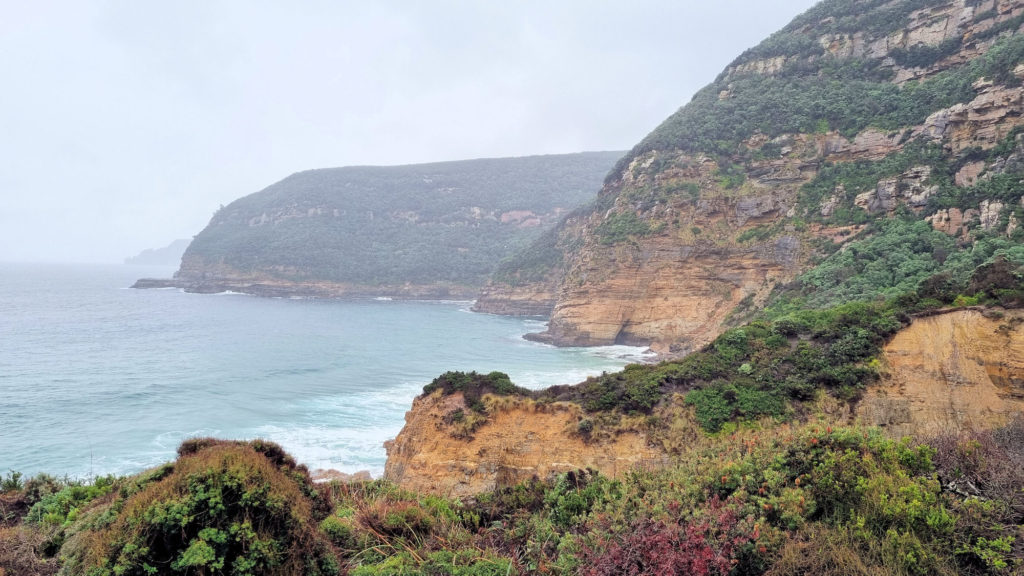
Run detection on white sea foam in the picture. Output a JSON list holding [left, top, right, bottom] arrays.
[[249, 424, 392, 477], [511, 368, 608, 390], [584, 344, 657, 363], [3, 264, 638, 479]]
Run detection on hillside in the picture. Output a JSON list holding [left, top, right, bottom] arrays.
[[123, 239, 190, 266], [477, 0, 1024, 356], [134, 152, 621, 298], [7, 1, 1024, 575]]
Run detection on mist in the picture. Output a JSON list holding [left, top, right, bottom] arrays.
[[0, 0, 819, 264]]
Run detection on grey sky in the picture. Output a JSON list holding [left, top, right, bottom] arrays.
[[0, 0, 819, 263]]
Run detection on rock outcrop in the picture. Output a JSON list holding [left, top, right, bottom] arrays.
[[387, 310, 1024, 497], [384, 392, 666, 498], [472, 284, 558, 316], [857, 309, 1024, 437]]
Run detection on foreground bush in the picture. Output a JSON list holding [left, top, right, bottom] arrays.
[[59, 440, 338, 576]]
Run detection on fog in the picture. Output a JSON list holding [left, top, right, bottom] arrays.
[[0, 0, 819, 264]]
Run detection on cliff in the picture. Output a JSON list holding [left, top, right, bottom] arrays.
[[386, 307, 1024, 497], [134, 152, 622, 298], [383, 392, 667, 498], [477, 0, 1024, 355], [857, 308, 1024, 436]]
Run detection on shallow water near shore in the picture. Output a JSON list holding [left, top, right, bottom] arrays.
[[0, 262, 648, 479]]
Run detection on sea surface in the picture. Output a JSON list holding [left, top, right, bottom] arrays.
[[0, 263, 650, 479]]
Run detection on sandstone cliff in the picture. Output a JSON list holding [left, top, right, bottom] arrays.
[[857, 308, 1024, 436], [384, 392, 669, 498], [387, 309, 1024, 496], [476, 0, 1024, 355]]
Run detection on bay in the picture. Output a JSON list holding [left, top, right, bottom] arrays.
[[0, 263, 647, 479]]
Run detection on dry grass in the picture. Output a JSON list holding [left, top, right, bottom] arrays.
[[0, 526, 57, 576]]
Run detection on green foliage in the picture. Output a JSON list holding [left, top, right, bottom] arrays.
[[489, 224, 566, 286], [772, 218, 1024, 315], [794, 219, 955, 307], [543, 470, 620, 530], [685, 384, 787, 432], [185, 152, 621, 288], [422, 371, 531, 418], [737, 225, 775, 244], [715, 162, 748, 189], [349, 550, 513, 576], [7, 424, 1024, 576], [59, 439, 338, 576], [594, 211, 652, 245], [327, 422, 1024, 576], [612, 18, 1024, 177], [25, 477, 115, 528], [1, 471, 23, 492]]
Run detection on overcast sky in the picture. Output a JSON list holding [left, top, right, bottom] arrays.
[[0, 0, 819, 263]]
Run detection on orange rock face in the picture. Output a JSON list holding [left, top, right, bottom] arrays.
[[540, 237, 799, 355], [472, 283, 558, 317], [384, 392, 666, 498], [857, 309, 1024, 437]]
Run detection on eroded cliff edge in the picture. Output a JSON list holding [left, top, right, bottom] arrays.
[[858, 308, 1024, 435], [384, 393, 668, 498], [386, 308, 1024, 496]]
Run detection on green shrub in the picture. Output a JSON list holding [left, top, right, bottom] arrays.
[[61, 440, 338, 576], [595, 211, 652, 245]]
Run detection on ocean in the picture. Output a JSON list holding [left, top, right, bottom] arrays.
[[0, 263, 648, 479]]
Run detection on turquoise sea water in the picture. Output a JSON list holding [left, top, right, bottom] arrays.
[[0, 263, 647, 479]]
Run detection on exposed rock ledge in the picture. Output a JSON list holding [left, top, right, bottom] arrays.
[[471, 283, 556, 316]]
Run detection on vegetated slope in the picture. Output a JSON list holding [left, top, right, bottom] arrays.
[[477, 0, 1024, 356], [137, 152, 621, 298], [5, 423, 1023, 575], [123, 239, 190, 266]]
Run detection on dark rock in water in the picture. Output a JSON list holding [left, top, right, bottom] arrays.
[[130, 278, 181, 289]]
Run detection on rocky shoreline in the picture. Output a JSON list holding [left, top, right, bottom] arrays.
[[131, 276, 479, 300]]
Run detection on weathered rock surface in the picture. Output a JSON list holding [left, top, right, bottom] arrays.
[[471, 284, 558, 316], [927, 207, 978, 236], [857, 309, 1024, 437], [922, 85, 1024, 153], [384, 392, 666, 498]]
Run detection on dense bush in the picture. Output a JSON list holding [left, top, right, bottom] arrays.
[[422, 371, 531, 413], [59, 440, 338, 576], [5, 422, 1023, 575]]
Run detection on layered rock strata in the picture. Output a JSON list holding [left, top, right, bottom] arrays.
[[857, 308, 1024, 437], [384, 392, 667, 498]]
